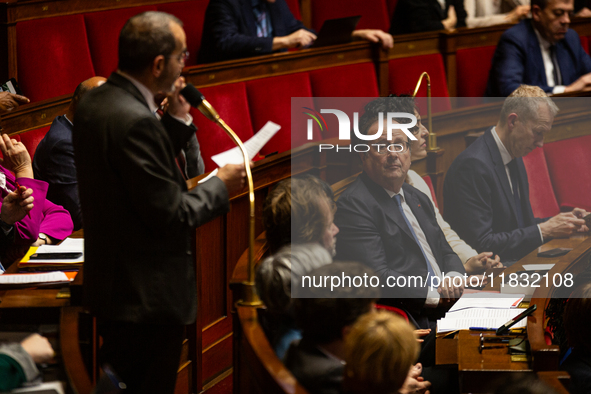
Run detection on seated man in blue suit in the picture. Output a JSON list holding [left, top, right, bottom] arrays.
[[198, 0, 393, 64], [444, 85, 589, 263], [486, 0, 591, 97], [32, 76, 106, 231], [334, 97, 465, 331]]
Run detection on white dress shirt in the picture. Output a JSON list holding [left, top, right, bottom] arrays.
[[533, 28, 566, 95]]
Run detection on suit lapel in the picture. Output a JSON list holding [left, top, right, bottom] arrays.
[[240, 0, 258, 37], [555, 41, 575, 85], [484, 129, 521, 223], [360, 173, 416, 243], [526, 21, 548, 85], [405, 185, 439, 261]]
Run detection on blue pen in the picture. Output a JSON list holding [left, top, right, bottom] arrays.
[[469, 327, 496, 331]]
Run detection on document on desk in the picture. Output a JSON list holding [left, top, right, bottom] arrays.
[[448, 292, 524, 313], [9, 381, 65, 393], [20, 238, 84, 264], [0, 271, 73, 285], [522, 264, 555, 271], [437, 308, 526, 333]]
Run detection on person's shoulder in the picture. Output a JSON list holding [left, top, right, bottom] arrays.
[[336, 175, 373, 206], [499, 19, 530, 43]]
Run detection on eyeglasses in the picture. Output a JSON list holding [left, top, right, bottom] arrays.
[[171, 50, 189, 63], [370, 141, 411, 155]]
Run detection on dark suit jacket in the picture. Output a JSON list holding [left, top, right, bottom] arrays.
[[73, 73, 229, 325], [283, 338, 343, 394], [390, 0, 466, 35], [443, 128, 547, 262], [485, 19, 591, 96], [198, 0, 309, 63], [563, 349, 591, 394], [33, 115, 82, 230], [334, 172, 465, 327]]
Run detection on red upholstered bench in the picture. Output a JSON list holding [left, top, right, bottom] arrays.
[[85, 6, 157, 78], [156, 1, 210, 67], [19, 125, 51, 159], [284, 0, 302, 20], [456, 46, 496, 98], [16, 15, 96, 102], [192, 82, 255, 173], [246, 72, 318, 156], [580, 35, 590, 55], [522, 147, 560, 218], [388, 54, 452, 113], [310, 0, 390, 32], [543, 135, 591, 212], [310, 63, 379, 139]]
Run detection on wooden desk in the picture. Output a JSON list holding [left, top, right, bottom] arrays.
[[438, 235, 591, 392]]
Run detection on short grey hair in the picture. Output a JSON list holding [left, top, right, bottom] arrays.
[[255, 243, 332, 314], [499, 85, 559, 126]]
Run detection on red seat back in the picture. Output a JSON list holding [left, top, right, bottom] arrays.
[[19, 125, 51, 159], [310, 0, 390, 32], [522, 147, 560, 218], [157, 1, 210, 67], [543, 135, 591, 212], [85, 6, 157, 78], [246, 73, 317, 155], [385, 0, 398, 21], [310, 63, 379, 139], [422, 174, 438, 209], [192, 82, 255, 173], [388, 54, 451, 113], [16, 15, 95, 102], [456, 46, 496, 97], [284, 0, 302, 20], [375, 304, 409, 322], [580, 35, 590, 55]]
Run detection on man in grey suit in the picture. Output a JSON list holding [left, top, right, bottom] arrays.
[[73, 12, 246, 393]]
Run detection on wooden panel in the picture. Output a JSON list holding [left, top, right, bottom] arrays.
[[199, 217, 227, 328], [202, 334, 232, 385], [175, 360, 192, 394], [203, 316, 232, 350], [202, 369, 233, 394], [0, 93, 70, 135], [8, 0, 189, 22]]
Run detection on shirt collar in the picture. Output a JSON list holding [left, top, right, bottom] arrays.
[[533, 26, 552, 50], [491, 126, 513, 166], [117, 71, 158, 114], [383, 187, 405, 202]]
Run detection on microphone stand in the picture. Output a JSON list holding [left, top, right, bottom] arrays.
[[198, 100, 262, 307], [412, 72, 439, 151]]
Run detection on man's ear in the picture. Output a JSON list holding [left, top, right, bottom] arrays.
[[507, 113, 519, 131], [152, 55, 166, 78], [531, 5, 543, 22]]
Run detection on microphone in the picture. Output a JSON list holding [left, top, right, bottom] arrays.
[[180, 83, 220, 123]]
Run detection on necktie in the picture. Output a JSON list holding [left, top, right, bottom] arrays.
[[550, 45, 562, 86], [254, 5, 268, 38], [507, 160, 525, 228], [393, 194, 436, 278]]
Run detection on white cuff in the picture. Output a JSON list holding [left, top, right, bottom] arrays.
[[171, 113, 193, 126], [537, 224, 544, 243], [552, 85, 566, 95]]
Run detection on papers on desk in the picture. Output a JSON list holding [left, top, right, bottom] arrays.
[[448, 292, 524, 313], [0, 271, 76, 285], [19, 238, 84, 267], [437, 308, 526, 333], [198, 121, 281, 184], [438, 292, 526, 333], [522, 264, 555, 271]]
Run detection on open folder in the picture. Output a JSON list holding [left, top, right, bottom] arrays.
[[19, 238, 84, 269]]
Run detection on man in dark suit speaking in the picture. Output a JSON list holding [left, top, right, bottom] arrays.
[[444, 85, 588, 263], [73, 12, 246, 393], [486, 0, 591, 97], [334, 98, 465, 331]]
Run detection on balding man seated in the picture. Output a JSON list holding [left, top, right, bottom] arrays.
[[444, 85, 589, 263], [33, 77, 106, 230]]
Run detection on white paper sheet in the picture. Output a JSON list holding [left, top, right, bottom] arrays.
[[211, 121, 281, 167], [448, 292, 524, 313], [0, 272, 69, 285], [522, 264, 555, 271], [10, 381, 65, 394], [28, 238, 84, 264]]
